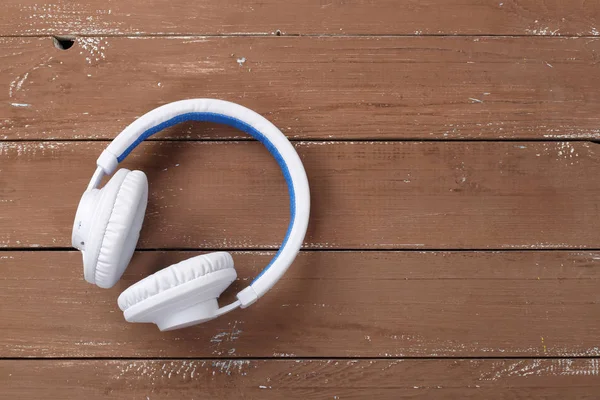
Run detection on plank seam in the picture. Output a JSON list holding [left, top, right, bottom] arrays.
[[2, 356, 600, 361], [1, 139, 600, 144], [2, 248, 600, 252], [2, 33, 600, 39]]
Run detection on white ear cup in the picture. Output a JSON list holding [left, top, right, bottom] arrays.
[[73, 169, 148, 288], [94, 170, 148, 288], [117, 252, 237, 331]]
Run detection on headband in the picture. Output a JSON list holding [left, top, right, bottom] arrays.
[[89, 99, 310, 313]]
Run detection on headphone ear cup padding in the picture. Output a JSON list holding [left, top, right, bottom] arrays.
[[117, 252, 235, 311], [92, 169, 148, 288]]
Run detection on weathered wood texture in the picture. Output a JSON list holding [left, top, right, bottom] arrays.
[[3, 36, 600, 140], [2, 359, 600, 399], [3, 1, 600, 36], [2, 141, 600, 250], [1, 251, 599, 357], [2, 3, 600, 398]]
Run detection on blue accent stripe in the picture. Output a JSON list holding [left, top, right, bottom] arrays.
[[118, 112, 295, 284]]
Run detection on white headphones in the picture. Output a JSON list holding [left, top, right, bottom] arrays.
[[72, 99, 310, 331]]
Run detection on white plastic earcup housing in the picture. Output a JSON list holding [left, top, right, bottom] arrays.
[[117, 252, 237, 331], [72, 169, 148, 288]]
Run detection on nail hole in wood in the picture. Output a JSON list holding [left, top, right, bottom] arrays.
[[53, 36, 75, 50], [275, 30, 282, 36]]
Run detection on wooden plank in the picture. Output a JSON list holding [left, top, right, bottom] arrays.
[[3, 36, 600, 140], [3, 1, 600, 36], [2, 141, 600, 249], [2, 358, 600, 399], [1, 251, 599, 357]]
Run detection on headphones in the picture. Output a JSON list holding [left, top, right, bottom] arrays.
[[72, 99, 310, 331]]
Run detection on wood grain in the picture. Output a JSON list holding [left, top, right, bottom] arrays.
[[2, 358, 600, 399], [1, 251, 599, 357], [3, 36, 600, 140], [2, 141, 600, 249], [2, 2, 600, 398], [3, 0, 600, 36]]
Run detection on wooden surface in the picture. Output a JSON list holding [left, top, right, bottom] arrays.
[[3, 36, 600, 140], [2, 1, 600, 399], [3, 141, 600, 249], [2, 251, 600, 358], [2, 359, 600, 399], [3, 0, 600, 36]]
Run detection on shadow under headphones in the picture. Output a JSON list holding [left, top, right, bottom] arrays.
[[72, 99, 311, 331]]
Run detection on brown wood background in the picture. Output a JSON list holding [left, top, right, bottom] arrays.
[[1, 1, 600, 399]]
